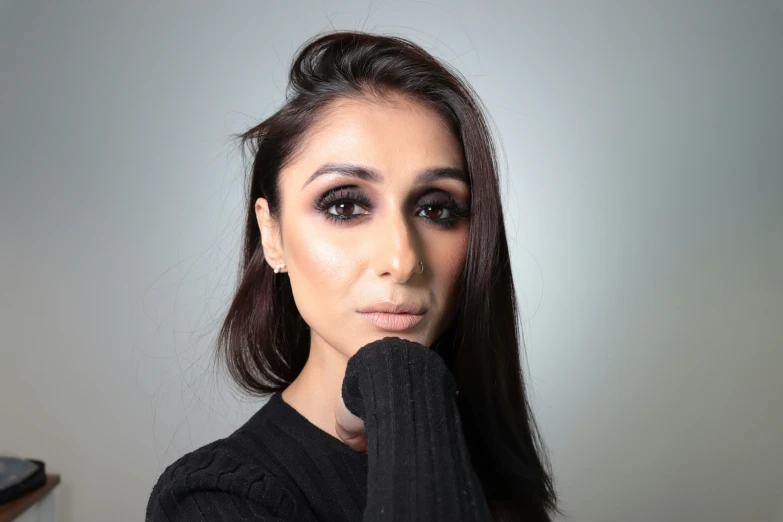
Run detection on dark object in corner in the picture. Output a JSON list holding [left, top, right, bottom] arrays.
[[0, 457, 46, 505]]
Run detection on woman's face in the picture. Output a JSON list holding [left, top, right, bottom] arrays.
[[256, 94, 470, 358]]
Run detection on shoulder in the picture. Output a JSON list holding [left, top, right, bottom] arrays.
[[145, 434, 297, 522]]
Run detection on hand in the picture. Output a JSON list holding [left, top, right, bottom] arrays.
[[335, 391, 368, 454]]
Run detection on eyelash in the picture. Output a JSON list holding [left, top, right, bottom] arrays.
[[314, 186, 470, 229]]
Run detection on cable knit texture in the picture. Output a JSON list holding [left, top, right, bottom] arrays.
[[146, 335, 494, 521]]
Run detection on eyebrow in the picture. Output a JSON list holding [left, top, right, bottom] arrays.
[[301, 162, 468, 191]]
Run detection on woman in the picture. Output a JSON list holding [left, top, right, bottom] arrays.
[[146, 30, 559, 522]]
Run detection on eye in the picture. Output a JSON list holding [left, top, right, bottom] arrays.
[[315, 187, 371, 219], [418, 205, 452, 220], [416, 193, 469, 228], [327, 200, 368, 218], [313, 186, 470, 229]]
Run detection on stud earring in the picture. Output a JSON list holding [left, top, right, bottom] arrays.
[[273, 263, 286, 274]]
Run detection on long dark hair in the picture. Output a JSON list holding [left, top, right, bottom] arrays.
[[215, 30, 560, 522]]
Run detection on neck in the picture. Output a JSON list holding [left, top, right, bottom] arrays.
[[280, 335, 350, 441]]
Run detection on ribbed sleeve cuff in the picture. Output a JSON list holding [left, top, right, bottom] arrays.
[[341, 335, 458, 422], [340, 336, 492, 521]]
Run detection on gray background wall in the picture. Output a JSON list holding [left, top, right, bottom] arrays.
[[1, 1, 781, 521]]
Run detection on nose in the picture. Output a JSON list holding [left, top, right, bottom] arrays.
[[371, 211, 422, 283]]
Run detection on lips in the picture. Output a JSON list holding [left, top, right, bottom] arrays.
[[357, 311, 425, 331], [357, 300, 427, 331], [357, 301, 426, 314]]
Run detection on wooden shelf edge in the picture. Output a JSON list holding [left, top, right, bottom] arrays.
[[0, 474, 61, 522]]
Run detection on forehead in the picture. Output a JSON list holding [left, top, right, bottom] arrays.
[[286, 95, 464, 184]]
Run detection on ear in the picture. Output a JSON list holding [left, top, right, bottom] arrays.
[[255, 197, 286, 272]]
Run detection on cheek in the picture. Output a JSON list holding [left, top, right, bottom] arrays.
[[413, 230, 468, 347], [440, 230, 468, 287], [437, 231, 469, 316], [284, 221, 356, 328]]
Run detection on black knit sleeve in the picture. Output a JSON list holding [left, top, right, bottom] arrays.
[[145, 441, 295, 522], [341, 336, 495, 521]]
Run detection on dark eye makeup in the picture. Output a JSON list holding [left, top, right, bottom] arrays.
[[312, 185, 470, 229]]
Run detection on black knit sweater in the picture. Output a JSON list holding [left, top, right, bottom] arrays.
[[145, 336, 494, 521]]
